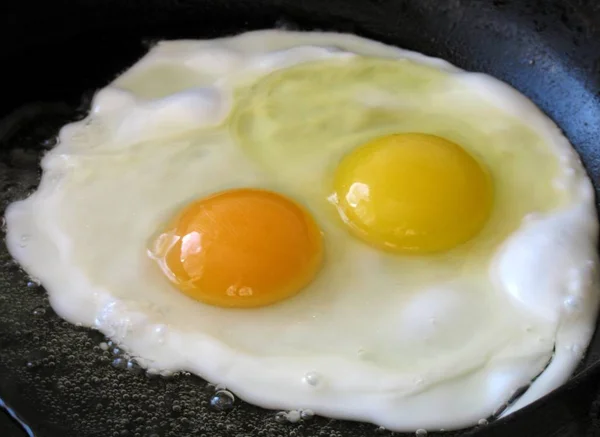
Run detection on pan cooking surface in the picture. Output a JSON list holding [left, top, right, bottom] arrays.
[[1, 1, 599, 436]]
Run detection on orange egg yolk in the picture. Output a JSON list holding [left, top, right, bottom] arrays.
[[332, 133, 493, 253], [152, 189, 323, 308]]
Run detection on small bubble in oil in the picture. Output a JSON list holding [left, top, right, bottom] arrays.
[[286, 410, 301, 423], [27, 279, 40, 288], [209, 390, 235, 411], [112, 357, 128, 369], [300, 409, 314, 420], [32, 307, 46, 316], [41, 137, 57, 149], [275, 411, 288, 423], [416, 430, 427, 436]]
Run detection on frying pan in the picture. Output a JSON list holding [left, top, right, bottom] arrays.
[[1, 0, 599, 436]]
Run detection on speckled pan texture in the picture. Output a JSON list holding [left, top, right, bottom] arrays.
[[1, 1, 599, 437]]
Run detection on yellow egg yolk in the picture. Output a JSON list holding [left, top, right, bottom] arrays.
[[332, 133, 493, 253], [153, 189, 323, 308]]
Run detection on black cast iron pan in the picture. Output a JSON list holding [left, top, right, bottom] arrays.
[[1, 1, 600, 436]]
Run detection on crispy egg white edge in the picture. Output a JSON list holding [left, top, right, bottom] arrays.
[[4, 30, 599, 431]]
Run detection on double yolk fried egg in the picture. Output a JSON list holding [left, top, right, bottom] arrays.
[[5, 30, 599, 431]]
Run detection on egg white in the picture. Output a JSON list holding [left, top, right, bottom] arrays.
[[5, 30, 599, 431]]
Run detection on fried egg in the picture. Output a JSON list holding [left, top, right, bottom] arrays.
[[5, 30, 599, 432]]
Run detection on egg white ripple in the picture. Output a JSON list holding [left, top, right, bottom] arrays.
[[5, 30, 599, 431]]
